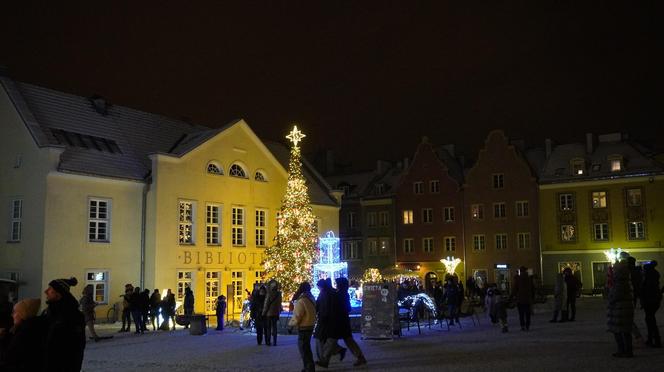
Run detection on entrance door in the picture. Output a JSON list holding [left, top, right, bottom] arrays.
[[205, 271, 221, 315], [424, 272, 437, 294], [495, 269, 511, 293], [231, 271, 244, 315], [592, 262, 610, 292]]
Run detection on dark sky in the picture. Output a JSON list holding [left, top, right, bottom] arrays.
[[1, 2, 660, 171]]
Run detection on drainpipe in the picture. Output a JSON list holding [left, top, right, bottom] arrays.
[[140, 181, 150, 288], [461, 186, 467, 280]]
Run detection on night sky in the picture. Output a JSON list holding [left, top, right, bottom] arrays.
[[1, 2, 660, 171]]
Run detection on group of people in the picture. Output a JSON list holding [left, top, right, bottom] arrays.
[[0, 277, 86, 371], [118, 284, 177, 333]]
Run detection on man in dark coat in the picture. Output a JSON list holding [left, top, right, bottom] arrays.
[[0, 298, 45, 372], [641, 261, 662, 347], [563, 267, 582, 321], [183, 287, 194, 329], [608, 252, 634, 357], [334, 277, 367, 366], [140, 289, 150, 332], [149, 289, 161, 331], [42, 277, 86, 371], [512, 266, 534, 331], [250, 286, 266, 342]]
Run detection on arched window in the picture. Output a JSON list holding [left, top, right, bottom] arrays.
[[229, 163, 247, 178], [254, 170, 267, 182], [207, 162, 223, 175]]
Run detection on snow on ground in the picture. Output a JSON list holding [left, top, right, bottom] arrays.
[[83, 297, 664, 371]]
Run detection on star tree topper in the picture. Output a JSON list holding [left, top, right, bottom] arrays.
[[286, 125, 306, 147]]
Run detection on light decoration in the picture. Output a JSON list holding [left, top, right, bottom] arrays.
[[311, 231, 348, 298], [398, 293, 437, 318], [604, 247, 624, 264], [441, 256, 462, 274], [362, 268, 383, 282], [263, 125, 319, 298]]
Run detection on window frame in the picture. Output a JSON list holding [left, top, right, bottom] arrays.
[[517, 232, 531, 250], [495, 234, 508, 251], [443, 207, 455, 223], [229, 163, 248, 179], [493, 202, 506, 219], [559, 193, 575, 211], [255, 208, 267, 247], [206, 203, 222, 246], [492, 173, 504, 189], [403, 210, 414, 225], [367, 212, 377, 227], [473, 234, 486, 251], [413, 182, 424, 195], [378, 211, 390, 226], [89, 198, 111, 243], [444, 236, 456, 252], [625, 188, 642, 207], [9, 199, 22, 242], [471, 204, 484, 220], [591, 191, 608, 209], [422, 208, 433, 224], [561, 224, 576, 242], [232, 206, 245, 246], [178, 200, 196, 245], [627, 221, 645, 240], [515, 201, 529, 218], [429, 180, 440, 193], [403, 238, 414, 254], [206, 161, 223, 175], [593, 223, 609, 241], [423, 237, 434, 253], [85, 270, 109, 304]]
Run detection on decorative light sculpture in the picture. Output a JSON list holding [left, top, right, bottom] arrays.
[[362, 268, 383, 282], [604, 248, 624, 264], [311, 231, 348, 297], [441, 256, 462, 274]]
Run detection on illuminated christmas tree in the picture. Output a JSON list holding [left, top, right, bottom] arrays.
[[263, 125, 319, 297]]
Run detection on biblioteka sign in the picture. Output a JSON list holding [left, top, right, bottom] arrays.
[[178, 250, 266, 266]]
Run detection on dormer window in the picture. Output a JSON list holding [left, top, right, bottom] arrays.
[[229, 163, 247, 178], [254, 170, 267, 182], [207, 162, 223, 175], [571, 159, 585, 176], [608, 155, 623, 172], [374, 184, 385, 195]]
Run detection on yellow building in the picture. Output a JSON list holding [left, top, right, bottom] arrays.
[[0, 77, 339, 318], [538, 134, 664, 289]]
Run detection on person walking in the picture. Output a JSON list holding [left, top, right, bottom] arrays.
[[315, 278, 345, 368], [119, 283, 133, 332], [334, 277, 367, 367], [512, 266, 534, 331], [183, 287, 194, 329], [0, 298, 44, 371], [443, 277, 461, 325], [250, 286, 266, 341], [550, 273, 568, 323], [130, 287, 143, 334], [215, 295, 226, 331], [563, 267, 581, 321], [262, 279, 282, 346], [140, 289, 150, 332], [79, 284, 100, 341], [288, 282, 317, 372], [42, 277, 86, 371], [149, 289, 161, 331], [607, 251, 635, 357], [641, 261, 662, 347]]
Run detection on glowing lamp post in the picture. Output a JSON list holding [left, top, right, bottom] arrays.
[[441, 256, 462, 274]]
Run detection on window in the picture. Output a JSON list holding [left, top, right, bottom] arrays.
[[9, 199, 22, 242], [517, 233, 531, 249], [493, 174, 504, 189], [495, 234, 507, 250], [473, 235, 486, 251], [403, 210, 414, 224], [561, 225, 576, 242], [229, 163, 247, 178], [628, 222, 645, 240], [343, 241, 360, 260], [178, 200, 195, 244], [592, 191, 607, 208], [559, 194, 574, 211], [86, 270, 108, 304], [571, 159, 585, 175], [255, 209, 267, 247], [254, 170, 267, 182], [422, 208, 433, 223], [444, 236, 456, 252], [367, 212, 377, 227], [493, 203, 506, 219], [592, 163, 601, 172], [368, 239, 378, 256], [379, 238, 390, 255], [374, 184, 385, 195], [611, 160, 621, 172], [403, 239, 414, 254], [207, 162, 223, 175], [594, 223, 609, 241], [206, 204, 221, 245], [444, 207, 455, 222], [177, 271, 192, 301], [423, 237, 434, 253], [232, 206, 245, 246], [516, 201, 529, 217], [205, 271, 221, 314], [413, 182, 424, 194], [626, 188, 642, 207], [89, 198, 111, 242], [430, 180, 440, 193], [471, 204, 484, 220], [348, 212, 357, 229], [379, 211, 389, 226], [231, 271, 244, 313]]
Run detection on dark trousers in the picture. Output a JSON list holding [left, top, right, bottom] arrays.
[[264, 316, 278, 345], [566, 296, 577, 320], [517, 304, 531, 329], [149, 310, 158, 330], [122, 309, 132, 331], [141, 311, 149, 330], [341, 335, 365, 361], [298, 329, 315, 372], [216, 312, 225, 330], [131, 310, 143, 333], [254, 317, 264, 343], [644, 304, 661, 345], [613, 332, 633, 354]]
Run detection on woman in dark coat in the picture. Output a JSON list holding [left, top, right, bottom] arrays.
[[512, 266, 534, 331], [183, 287, 194, 329], [607, 252, 634, 357], [641, 261, 662, 347], [250, 286, 266, 342], [0, 298, 44, 372], [262, 279, 282, 346], [334, 277, 367, 366]]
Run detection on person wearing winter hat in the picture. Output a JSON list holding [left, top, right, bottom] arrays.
[[42, 277, 86, 370], [0, 298, 45, 371]]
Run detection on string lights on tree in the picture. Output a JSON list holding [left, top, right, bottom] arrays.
[[263, 125, 319, 297]]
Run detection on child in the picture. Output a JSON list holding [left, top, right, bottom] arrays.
[[215, 295, 226, 331], [486, 285, 508, 333]]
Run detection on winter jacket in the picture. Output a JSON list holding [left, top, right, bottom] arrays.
[[314, 287, 333, 340], [79, 292, 96, 323], [512, 274, 535, 305], [215, 298, 226, 316], [149, 292, 161, 313], [641, 265, 662, 309], [0, 316, 46, 372], [288, 293, 316, 331], [263, 290, 282, 317], [607, 260, 634, 333], [42, 293, 86, 372], [565, 274, 582, 299], [250, 291, 265, 319], [553, 273, 568, 311], [184, 292, 194, 314]]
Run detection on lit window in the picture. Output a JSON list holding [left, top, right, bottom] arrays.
[[403, 239, 414, 254], [379, 238, 390, 255], [89, 198, 111, 242], [493, 203, 506, 219], [232, 206, 245, 246], [559, 194, 574, 211], [493, 174, 504, 189], [413, 182, 424, 194], [473, 235, 486, 251], [593, 223, 609, 241], [207, 162, 223, 175], [9, 199, 22, 242], [229, 164, 247, 178], [423, 237, 434, 253], [178, 200, 195, 244], [444, 207, 455, 222], [403, 210, 414, 224], [430, 180, 440, 193], [206, 204, 221, 245], [471, 204, 484, 220], [592, 191, 607, 208], [561, 225, 576, 242], [516, 201, 529, 217], [254, 170, 267, 182], [517, 233, 531, 249], [422, 208, 433, 223], [610, 159, 622, 172], [628, 222, 645, 240], [177, 271, 193, 301], [444, 236, 456, 252], [571, 159, 585, 175], [495, 234, 507, 250], [255, 209, 267, 246], [86, 270, 109, 304], [626, 188, 642, 207]]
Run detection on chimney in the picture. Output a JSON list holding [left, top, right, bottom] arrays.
[[545, 139, 552, 159], [442, 144, 455, 157], [89, 95, 109, 116], [586, 133, 594, 154], [326, 150, 335, 175]]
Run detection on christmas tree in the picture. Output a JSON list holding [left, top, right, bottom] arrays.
[[263, 126, 319, 297]]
